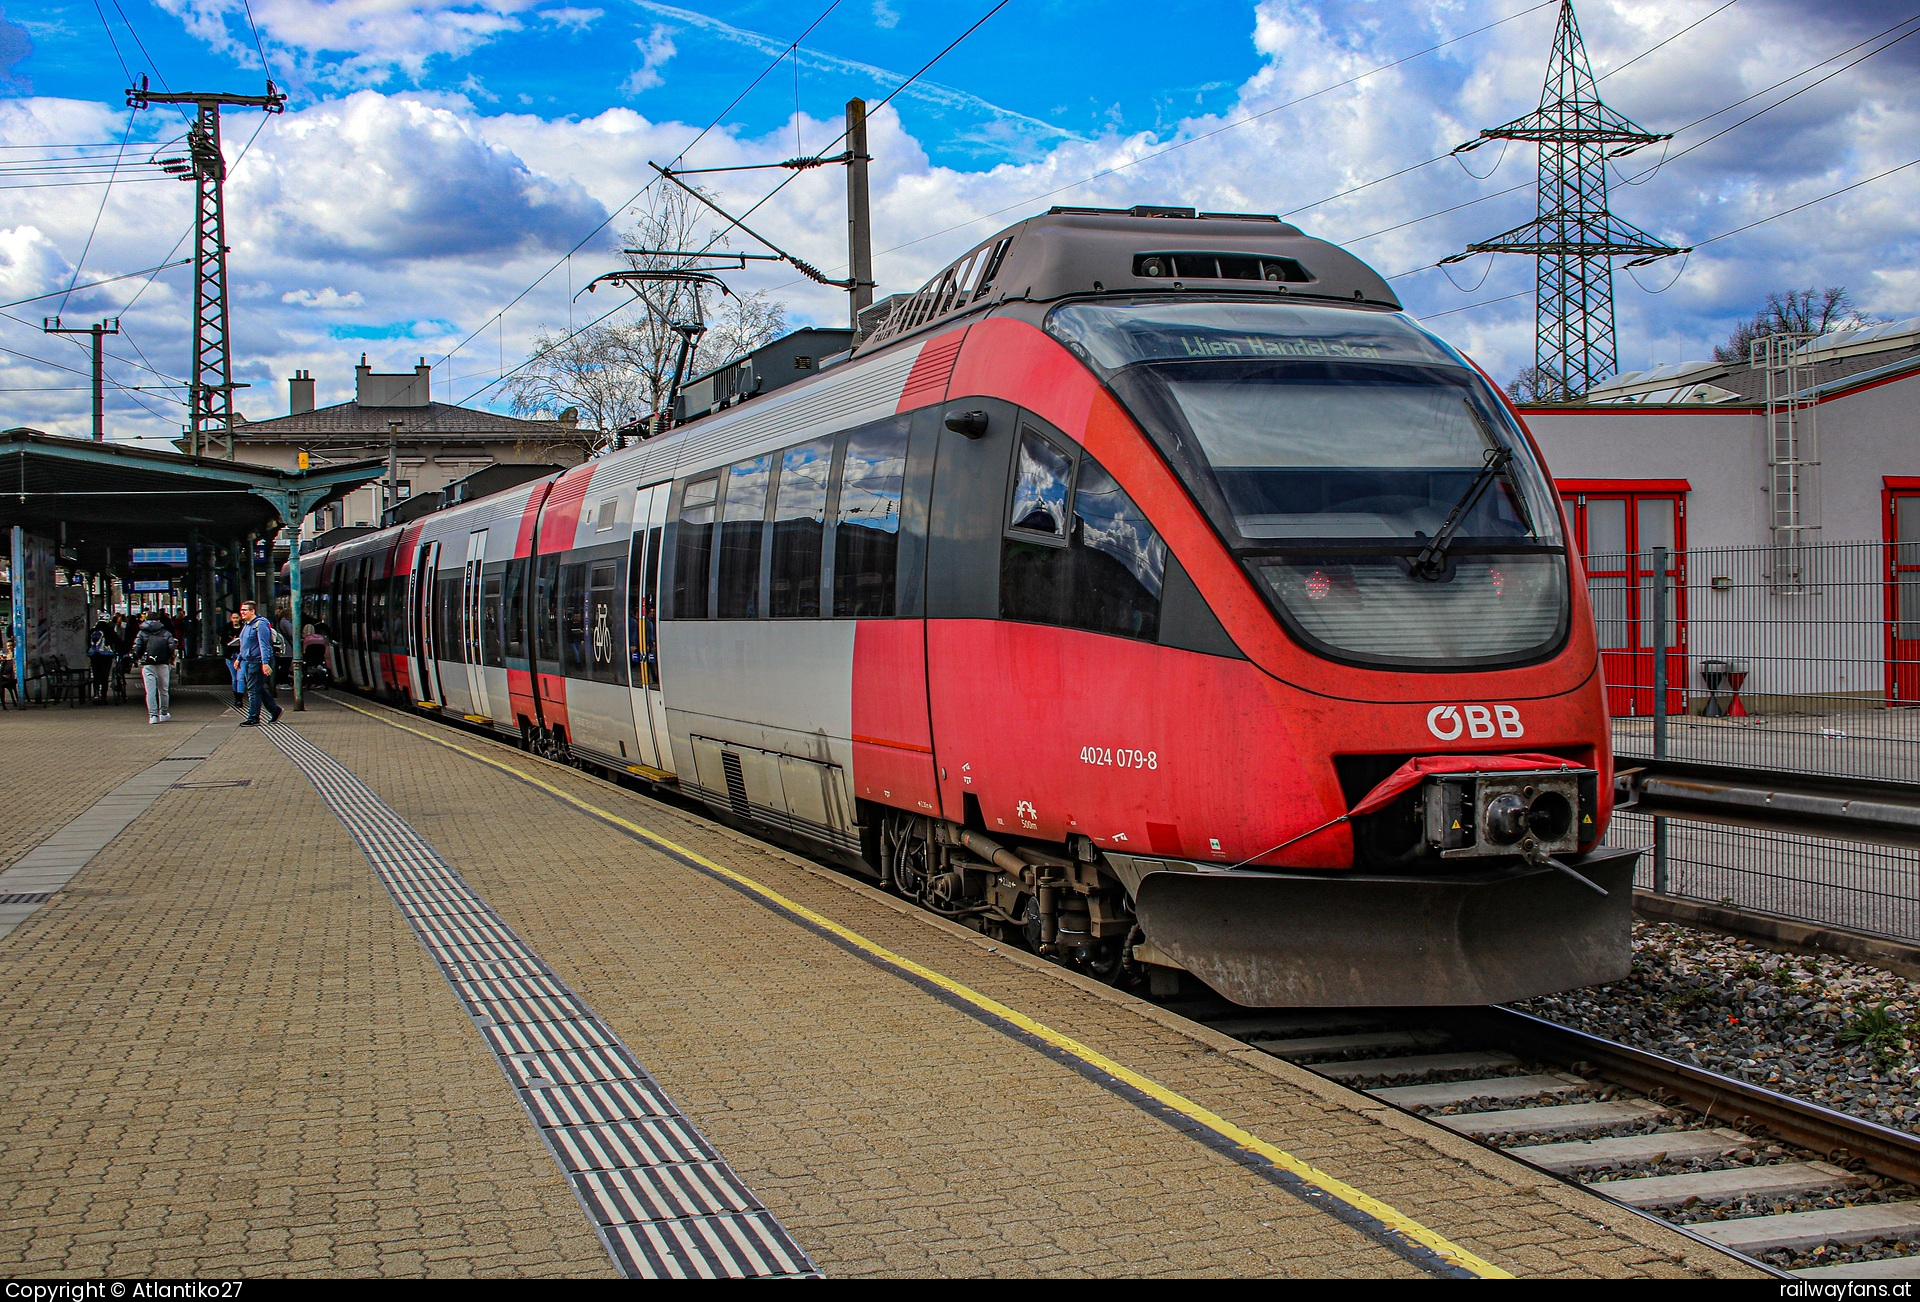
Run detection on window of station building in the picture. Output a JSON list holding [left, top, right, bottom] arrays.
[[672, 477, 719, 619], [833, 421, 908, 617], [770, 436, 833, 618], [718, 455, 772, 618], [586, 560, 622, 683], [1001, 426, 1168, 642]]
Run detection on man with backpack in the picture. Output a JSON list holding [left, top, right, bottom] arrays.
[[132, 608, 176, 724], [236, 599, 283, 726]]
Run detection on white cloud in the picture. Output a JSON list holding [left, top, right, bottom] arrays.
[[870, 0, 898, 30], [281, 286, 366, 308], [153, 0, 543, 84], [3, 0, 1916, 444], [540, 6, 602, 30], [622, 23, 676, 95], [0, 225, 73, 304]]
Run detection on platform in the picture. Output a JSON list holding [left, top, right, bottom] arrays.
[[0, 691, 1763, 1278]]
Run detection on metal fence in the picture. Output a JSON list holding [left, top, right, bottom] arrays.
[[1608, 810, 1920, 944], [1588, 539, 1920, 785]]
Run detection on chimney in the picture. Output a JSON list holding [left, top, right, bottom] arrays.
[[288, 369, 315, 415], [354, 354, 432, 408]]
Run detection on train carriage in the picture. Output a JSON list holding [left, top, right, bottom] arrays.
[[304, 206, 1639, 1007]]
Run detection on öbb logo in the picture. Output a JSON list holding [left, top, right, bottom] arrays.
[[1426, 704, 1525, 740]]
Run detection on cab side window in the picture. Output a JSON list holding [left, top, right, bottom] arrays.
[[1001, 424, 1166, 641]]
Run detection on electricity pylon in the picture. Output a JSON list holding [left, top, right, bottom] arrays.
[[129, 77, 285, 457], [1447, 0, 1685, 400]]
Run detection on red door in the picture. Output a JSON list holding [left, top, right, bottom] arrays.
[[1571, 490, 1686, 717], [1887, 488, 1920, 703]]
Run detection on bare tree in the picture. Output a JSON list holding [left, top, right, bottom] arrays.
[[1506, 364, 1568, 404], [512, 184, 792, 448], [1714, 287, 1880, 363], [504, 323, 651, 450]]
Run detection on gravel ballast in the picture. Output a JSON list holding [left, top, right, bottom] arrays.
[[1518, 920, 1920, 1133]]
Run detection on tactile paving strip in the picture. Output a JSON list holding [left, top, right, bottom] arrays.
[[261, 721, 816, 1280]]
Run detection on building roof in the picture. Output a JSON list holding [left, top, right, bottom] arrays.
[[233, 399, 568, 443], [1582, 317, 1920, 406]]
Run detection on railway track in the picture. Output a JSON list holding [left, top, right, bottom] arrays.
[[1183, 1003, 1920, 1279]]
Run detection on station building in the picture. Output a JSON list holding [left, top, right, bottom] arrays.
[[207, 357, 592, 541], [1518, 318, 1920, 714]]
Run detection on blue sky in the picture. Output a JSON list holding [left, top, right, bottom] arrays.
[[1, 0, 1915, 442]]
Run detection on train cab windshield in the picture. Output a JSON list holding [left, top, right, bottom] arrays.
[[1047, 299, 1569, 669]]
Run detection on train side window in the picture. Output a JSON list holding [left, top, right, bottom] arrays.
[[503, 558, 528, 660], [1068, 459, 1167, 639], [718, 455, 772, 618], [1002, 434, 1166, 642], [673, 477, 719, 619], [534, 554, 560, 664], [1008, 428, 1073, 537], [770, 436, 833, 617], [481, 571, 504, 668], [628, 532, 652, 688], [834, 420, 908, 617], [442, 570, 467, 664], [586, 561, 621, 683], [560, 560, 589, 672]]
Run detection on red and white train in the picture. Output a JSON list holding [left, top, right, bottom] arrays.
[[302, 207, 1638, 1007]]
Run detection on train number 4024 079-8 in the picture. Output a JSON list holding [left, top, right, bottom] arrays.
[[1080, 746, 1158, 770]]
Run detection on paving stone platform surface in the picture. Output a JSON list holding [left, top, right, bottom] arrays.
[[0, 689, 1766, 1278]]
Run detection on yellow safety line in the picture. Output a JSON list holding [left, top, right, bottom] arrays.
[[326, 696, 1513, 1279]]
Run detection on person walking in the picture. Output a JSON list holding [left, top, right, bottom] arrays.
[[132, 608, 176, 724], [236, 599, 283, 726]]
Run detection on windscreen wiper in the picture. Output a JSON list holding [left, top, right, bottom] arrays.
[[1411, 443, 1513, 579]]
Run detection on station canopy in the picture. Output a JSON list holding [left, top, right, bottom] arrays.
[[0, 427, 384, 562]]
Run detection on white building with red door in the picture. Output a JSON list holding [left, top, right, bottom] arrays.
[[1516, 318, 1920, 714]]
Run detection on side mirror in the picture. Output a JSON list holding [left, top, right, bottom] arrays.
[[943, 409, 989, 439]]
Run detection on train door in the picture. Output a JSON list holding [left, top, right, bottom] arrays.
[[462, 530, 491, 720], [410, 539, 444, 706], [1571, 488, 1686, 716], [625, 484, 672, 774], [1887, 487, 1920, 703]]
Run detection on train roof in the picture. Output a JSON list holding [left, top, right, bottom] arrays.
[[853, 206, 1402, 358]]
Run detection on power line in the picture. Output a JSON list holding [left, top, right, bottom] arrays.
[[764, 0, 1561, 292], [1408, 156, 1920, 320], [60, 109, 140, 316], [1594, 0, 1742, 82], [425, 1, 848, 393], [1618, 15, 1920, 183], [239, 0, 275, 81], [1689, 156, 1919, 249], [678, 0, 1016, 270], [0, 259, 191, 312]]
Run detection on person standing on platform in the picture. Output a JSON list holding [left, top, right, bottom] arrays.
[[223, 609, 246, 709], [236, 599, 283, 726], [86, 619, 116, 701], [132, 608, 176, 724]]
